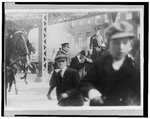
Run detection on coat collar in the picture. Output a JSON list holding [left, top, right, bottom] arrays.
[[102, 55, 133, 79]]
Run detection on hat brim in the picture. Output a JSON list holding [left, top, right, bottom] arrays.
[[110, 32, 135, 40]]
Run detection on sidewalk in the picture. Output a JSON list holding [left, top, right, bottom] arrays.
[[4, 73, 90, 116]]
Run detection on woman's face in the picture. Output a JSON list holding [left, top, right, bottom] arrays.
[[108, 37, 132, 60]]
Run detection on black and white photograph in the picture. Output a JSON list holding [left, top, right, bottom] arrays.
[[2, 2, 148, 117]]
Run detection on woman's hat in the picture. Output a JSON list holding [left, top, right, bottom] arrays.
[[105, 21, 135, 42], [55, 52, 68, 62]]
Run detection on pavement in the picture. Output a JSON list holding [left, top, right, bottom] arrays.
[[4, 72, 90, 116]]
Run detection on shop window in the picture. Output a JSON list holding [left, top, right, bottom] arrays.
[[87, 19, 91, 24], [78, 33, 83, 46], [71, 21, 75, 27]]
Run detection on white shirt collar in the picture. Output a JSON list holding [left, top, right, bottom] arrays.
[[61, 66, 67, 73], [60, 66, 67, 77]]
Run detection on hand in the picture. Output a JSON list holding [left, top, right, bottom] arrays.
[[86, 58, 93, 63], [60, 93, 68, 99], [89, 96, 104, 106]]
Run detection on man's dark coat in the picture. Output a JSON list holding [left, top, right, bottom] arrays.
[[79, 54, 140, 106], [54, 67, 84, 106]]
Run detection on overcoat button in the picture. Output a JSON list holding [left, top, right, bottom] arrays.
[[119, 98, 123, 101]]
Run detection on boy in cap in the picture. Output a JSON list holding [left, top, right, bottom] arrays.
[[51, 52, 84, 106], [79, 21, 140, 106], [47, 42, 71, 100], [57, 42, 71, 66], [90, 27, 105, 60]]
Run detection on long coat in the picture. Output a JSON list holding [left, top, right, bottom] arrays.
[[53, 67, 84, 106], [79, 54, 140, 106]]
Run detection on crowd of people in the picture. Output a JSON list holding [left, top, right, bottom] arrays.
[[47, 21, 141, 106]]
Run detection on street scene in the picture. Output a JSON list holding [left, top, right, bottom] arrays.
[[3, 3, 144, 116]]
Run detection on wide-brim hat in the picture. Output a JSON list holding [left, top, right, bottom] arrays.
[[55, 53, 68, 62], [105, 21, 135, 42]]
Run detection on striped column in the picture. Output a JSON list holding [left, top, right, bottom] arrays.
[[42, 13, 48, 73]]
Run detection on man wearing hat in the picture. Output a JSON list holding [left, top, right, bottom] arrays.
[[57, 42, 70, 55], [51, 52, 84, 106], [90, 27, 105, 60], [70, 50, 93, 79], [57, 42, 71, 65], [79, 21, 140, 106]]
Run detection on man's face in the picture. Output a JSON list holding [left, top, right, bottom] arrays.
[[57, 59, 67, 69], [108, 37, 132, 60], [62, 46, 69, 52]]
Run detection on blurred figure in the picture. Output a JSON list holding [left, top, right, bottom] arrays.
[[79, 21, 140, 106], [90, 27, 105, 60], [51, 52, 84, 106], [70, 50, 93, 79]]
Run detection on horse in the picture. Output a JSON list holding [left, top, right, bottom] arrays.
[[5, 29, 30, 94]]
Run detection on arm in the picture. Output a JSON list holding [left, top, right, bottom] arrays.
[[79, 60, 101, 99]]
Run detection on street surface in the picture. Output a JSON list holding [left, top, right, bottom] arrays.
[[4, 72, 90, 116]]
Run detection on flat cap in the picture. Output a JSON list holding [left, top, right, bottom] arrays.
[[105, 21, 135, 42], [55, 52, 68, 62]]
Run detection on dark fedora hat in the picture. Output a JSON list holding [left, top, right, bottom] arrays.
[[105, 21, 135, 42]]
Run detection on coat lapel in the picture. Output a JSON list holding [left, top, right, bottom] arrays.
[[62, 68, 69, 83]]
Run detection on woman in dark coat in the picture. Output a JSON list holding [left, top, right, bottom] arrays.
[[79, 21, 141, 106]]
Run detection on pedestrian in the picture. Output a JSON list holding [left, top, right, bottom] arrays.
[[52, 52, 84, 106], [90, 27, 106, 60], [47, 42, 71, 100], [70, 49, 93, 79], [57, 42, 71, 66], [79, 21, 140, 106], [47, 62, 60, 100]]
